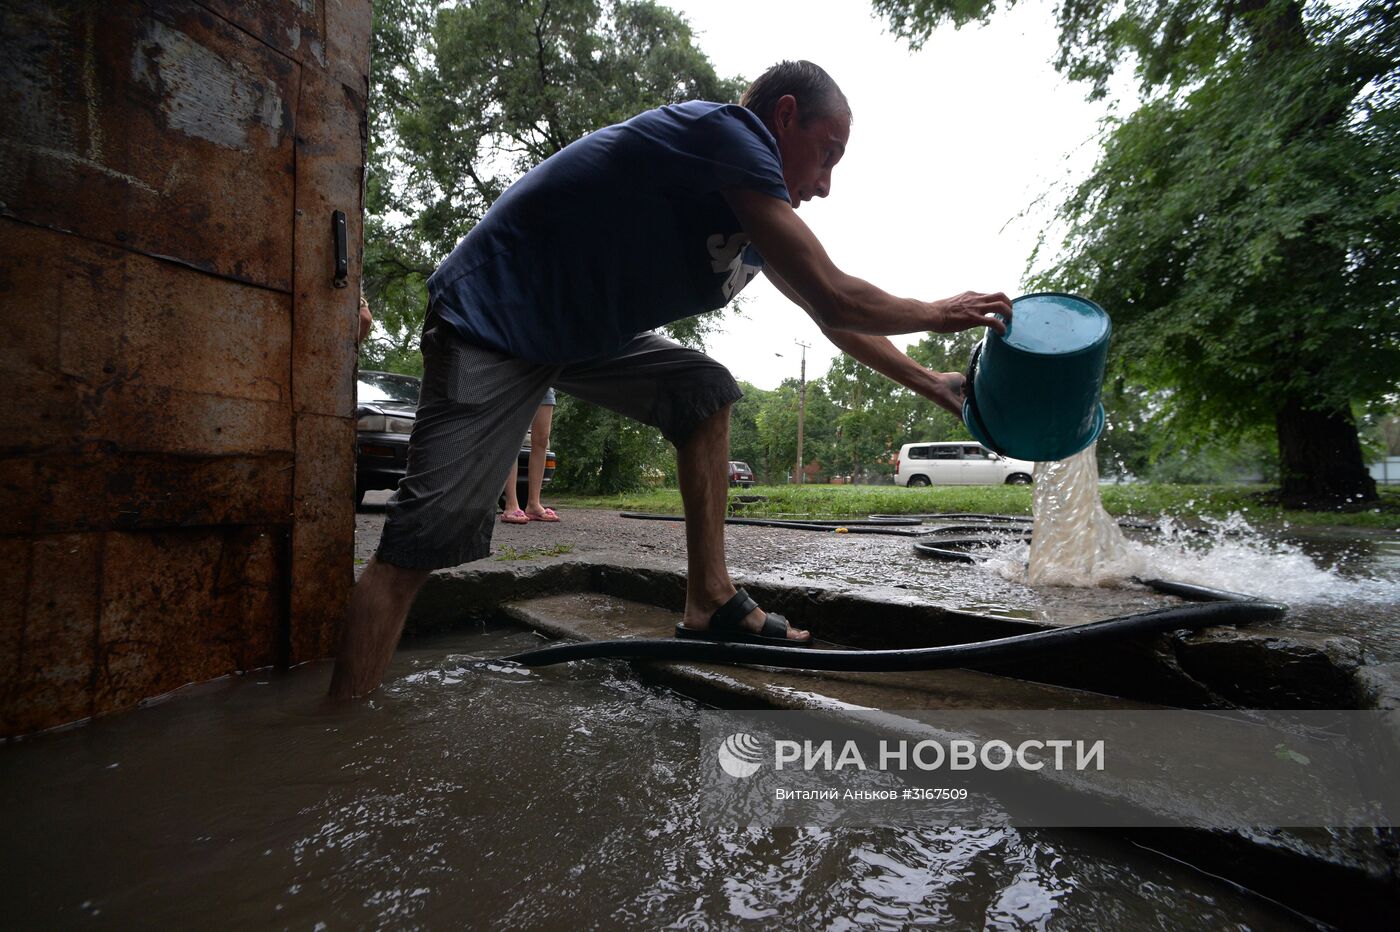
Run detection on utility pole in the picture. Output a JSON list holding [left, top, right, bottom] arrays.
[[795, 340, 809, 485]]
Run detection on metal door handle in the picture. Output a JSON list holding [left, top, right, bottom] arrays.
[[332, 210, 348, 288]]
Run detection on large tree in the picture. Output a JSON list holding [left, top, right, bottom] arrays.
[[752, 380, 842, 482], [821, 333, 975, 481], [364, 0, 745, 362], [360, 0, 441, 374], [875, 0, 1400, 506], [361, 0, 747, 492], [728, 382, 771, 481]]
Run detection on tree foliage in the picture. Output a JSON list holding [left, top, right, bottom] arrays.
[[820, 333, 975, 479], [876, 0, 1400, 504], [874, 0, 1372, 101], [359, 0, 440, 375], [394, 0, 745, 260], [362, 0, 745, 369], [723, 336, 978, 486], [547, 393, 675, 492], [728, 382, 768, 478], [359, 0, 748, 492]]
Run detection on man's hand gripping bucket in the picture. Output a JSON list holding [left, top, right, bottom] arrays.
[[962, 293, 1110, 463]]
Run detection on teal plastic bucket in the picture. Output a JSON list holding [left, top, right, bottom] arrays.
[[962, 292, 1110, 462]]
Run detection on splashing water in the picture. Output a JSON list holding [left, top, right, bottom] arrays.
[[1130, 512, 1400, 608], [984, 443, 1400, 652], [1024, 445, 1144, 586]]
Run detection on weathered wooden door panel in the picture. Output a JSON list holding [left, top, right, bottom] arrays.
[[0, 0, 368, 735], [93, 526, 287, 716], [0, 0, 298, 290], [0, 535, 100, 734], [323, 0, 374, 98], [0, 219, 293, 407], [283, 0, 370, 660], [289, 413, 353, 662], [0, 524, 288, 735], [19, 450, 294, 536], [199, 0, 326, 69]]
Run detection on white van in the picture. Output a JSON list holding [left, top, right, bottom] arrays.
[[895, 442, 1035, 487]]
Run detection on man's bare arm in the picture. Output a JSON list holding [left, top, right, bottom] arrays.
[[724, 186, 1010, 337], [825, 329, 967, 417], [764, 267, 966, 416]]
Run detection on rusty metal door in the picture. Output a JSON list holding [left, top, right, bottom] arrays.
[[0, 0, 370, 734]]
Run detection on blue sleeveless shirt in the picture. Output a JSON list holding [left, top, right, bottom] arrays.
[[425, 101, 790, 363]]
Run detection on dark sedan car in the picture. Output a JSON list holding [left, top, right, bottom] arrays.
[[728, 460, 755, 487], [356, 371, 555, 505]]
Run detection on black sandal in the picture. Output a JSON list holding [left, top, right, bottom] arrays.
[[674, 588, 814, 647]]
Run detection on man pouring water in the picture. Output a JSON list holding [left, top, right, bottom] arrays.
[[332, 60, 1010, 697]]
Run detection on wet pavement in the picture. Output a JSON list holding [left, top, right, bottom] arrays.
[[357, 494, 1400, 660]]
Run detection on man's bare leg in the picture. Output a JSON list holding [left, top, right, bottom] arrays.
[[676, 403, 808, 640], [329, 557, 431, 699]]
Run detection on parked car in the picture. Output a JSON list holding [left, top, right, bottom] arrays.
[[356, 371, 555, 504], [894, 442, 1034, 487], [728, 460, 756, 487]]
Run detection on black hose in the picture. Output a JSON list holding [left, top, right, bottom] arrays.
[[619, 512, 929, 536], [621, 512, 1152, 537], [514, 512, 1284, 671], [1130, 577, 1261, 603], [921, 524, 1035, 535], [622, 512, 916, 526], [622, 513, 1041, 537], [914, 535, 1034, 563], [871, 512, 1160, 532], [870, 512, 1034, 523], [761, 517, 923, 526], [502, 578, 1284, 669]]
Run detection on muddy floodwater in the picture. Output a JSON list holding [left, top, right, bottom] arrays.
[[764, 518, 1400, 659], [364, 499, 1400, 663], [6, 503, 1384, 926], [1, 628, 1320, 929]]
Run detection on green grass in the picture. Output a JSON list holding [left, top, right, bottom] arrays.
[[549, 483, 1400, 530], [494, 543, 575, 561]]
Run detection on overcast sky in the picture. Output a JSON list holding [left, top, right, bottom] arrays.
[[661, 0, 1124, 389]]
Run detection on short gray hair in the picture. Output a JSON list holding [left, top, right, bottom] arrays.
[[740, 60, 851, 130]]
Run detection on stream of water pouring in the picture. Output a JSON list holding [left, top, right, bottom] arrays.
[[1010, 444, 1399, 654], [1025, 443, 1145, 586]]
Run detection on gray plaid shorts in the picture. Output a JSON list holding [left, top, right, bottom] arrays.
[[376, 310, 742, 570]]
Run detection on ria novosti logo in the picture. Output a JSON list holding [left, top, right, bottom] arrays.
[[714, 733, 1106, 779], [716, 732, 765, 778]]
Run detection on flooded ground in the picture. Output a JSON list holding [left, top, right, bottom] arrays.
[[769, 519, 1400, 659], [359, 496, 1400, 659], [5, 499, 1390, 926], [2, 628, 1322, 929], [973, 514, 1400, 654]]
